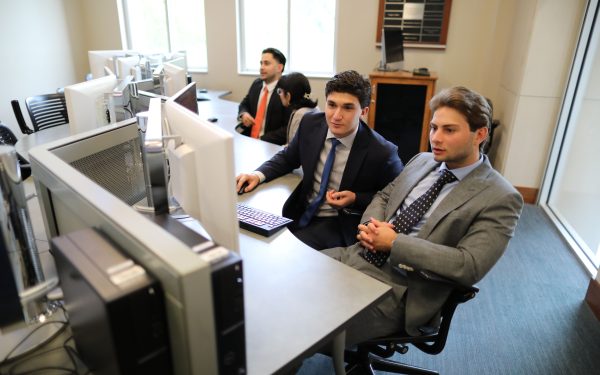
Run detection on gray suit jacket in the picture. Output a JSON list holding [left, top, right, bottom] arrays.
[[326, 152, 523, 336]]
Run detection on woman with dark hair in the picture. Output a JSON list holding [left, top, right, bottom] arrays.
[[276, 72, 319, 143]]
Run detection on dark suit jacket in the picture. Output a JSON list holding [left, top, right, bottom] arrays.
[[238, 78, 290, 145], [325, 153, 524, 336], [256, 112, 404, 245]]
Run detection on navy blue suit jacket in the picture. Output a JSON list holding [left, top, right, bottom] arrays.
[[238, 78, 290, 145], [256, 112, 404, 245]]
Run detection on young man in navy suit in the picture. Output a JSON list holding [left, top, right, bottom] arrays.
[[237, 47, 290, 145], [236, 70, 404, 249]]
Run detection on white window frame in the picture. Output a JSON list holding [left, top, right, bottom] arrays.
[[236, 0, 337, 78], [117, 0, 208, 72]]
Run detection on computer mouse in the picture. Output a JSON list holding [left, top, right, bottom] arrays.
[[238, 181, 249, 195], [208, 117, 218, 123]]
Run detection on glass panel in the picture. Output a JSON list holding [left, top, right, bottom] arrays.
[[289, 0, 335, 75], [239, 0, 288, 73], [124, 0, 169, 53], [122, 0, 208, 71], [167, 0, 208, 70], [546, 7, 600, 269]]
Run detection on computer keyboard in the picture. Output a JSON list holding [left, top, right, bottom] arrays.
[[236, 203, 293, 237]]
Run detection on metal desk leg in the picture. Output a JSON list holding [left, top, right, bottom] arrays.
[[333, 330, 346, 375]]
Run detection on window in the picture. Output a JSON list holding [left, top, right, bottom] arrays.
[[120, 0, 208, 72], [237, 0, 336, 77]]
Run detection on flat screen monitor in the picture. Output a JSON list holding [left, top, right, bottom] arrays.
[[172, 82, 198, 114], [163, 99, 240, 252], [64, 75, 118, 135], [28, 121, 221, 374], [379, 27, 405, 71], [116, 55, 141, 80], [88, 50, 132, 79], [163, 62, 188, 97]]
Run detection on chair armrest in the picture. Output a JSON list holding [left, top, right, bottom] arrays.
[[342, 208, 364, 217], [416, 270, 479, 294]]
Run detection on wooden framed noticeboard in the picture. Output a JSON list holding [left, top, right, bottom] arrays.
[[376, 0, 452, 49]]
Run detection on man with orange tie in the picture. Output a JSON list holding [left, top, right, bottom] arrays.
[[237, 47, 290, 145]]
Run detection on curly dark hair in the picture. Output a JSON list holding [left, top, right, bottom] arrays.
[[325, 70, 371, 108]]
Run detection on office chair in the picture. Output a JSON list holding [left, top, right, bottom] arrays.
[[11, 100, 34, 135], [25, 93, 69, 132], [343, 270, 479, 375], [0, 123, 32, 180]]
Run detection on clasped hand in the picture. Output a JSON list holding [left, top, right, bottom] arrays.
[[325, 190, 355, 209], [357, 218, 396, 253]]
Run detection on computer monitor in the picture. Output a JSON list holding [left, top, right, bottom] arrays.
[[28, 120, 225, 374], [163, 99, 240, 253], [116, 55, 141, 80], [88, 50, 131, 79], [171, 82, 198, 114], [64, 75, 118, 135], [163, 62, 188, 97], [379, 27, 405, 71]]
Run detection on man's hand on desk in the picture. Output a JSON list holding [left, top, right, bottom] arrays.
[[240, 112, 255, 127], [325, 190, 356, 209], [236, 173, 260, 194]]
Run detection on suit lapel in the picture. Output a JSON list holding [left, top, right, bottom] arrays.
[[303, 120, 329, 180], [339, 123, 369, 190], [385, 155, 439, 221], [417, 159, 493, 239]]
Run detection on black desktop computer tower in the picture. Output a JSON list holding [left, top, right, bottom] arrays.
[[52, 228, 172, 375], [150, 214, 246, 375]]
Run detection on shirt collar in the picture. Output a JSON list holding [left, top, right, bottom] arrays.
[[263, 80, 278, 93], [326, 124, 359, 149], [439, 155, 484, 181]]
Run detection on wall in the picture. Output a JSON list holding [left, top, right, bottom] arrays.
[[0, 0, 85, 134], [495, 0, 586, 189], [0, 0, 587, 194]]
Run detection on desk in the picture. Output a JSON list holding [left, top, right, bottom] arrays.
[[190, 92, 392, 374], [15, 124, 70, 161], [13, 91, 392, 375]]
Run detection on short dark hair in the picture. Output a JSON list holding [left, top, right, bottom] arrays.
[[262, 48, 286, 71], [429, 86, 492, 151], [277, 72, 318, 110], [325, 70, 371, 108]]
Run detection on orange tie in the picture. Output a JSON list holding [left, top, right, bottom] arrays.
[[251, 86, 269, 138]]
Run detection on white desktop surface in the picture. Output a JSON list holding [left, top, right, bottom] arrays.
[[10, 91, 392, 375], [14, 125, 70, 161]]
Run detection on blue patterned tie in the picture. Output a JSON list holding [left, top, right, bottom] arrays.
[[360, 169, 457, 267], [297, 138, 341, 228]]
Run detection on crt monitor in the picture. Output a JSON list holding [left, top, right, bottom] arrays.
[[163, 62, 188, 97], [379, 27, 405, 71], [171, 81, 198, 114], [163, 99, 240, 252], [64, 75, 118, 135]]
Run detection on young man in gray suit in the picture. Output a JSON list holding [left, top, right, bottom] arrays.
[[324, 86, 524, 345]]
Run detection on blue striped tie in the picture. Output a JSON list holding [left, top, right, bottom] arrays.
[[297, 138, 341, 228]]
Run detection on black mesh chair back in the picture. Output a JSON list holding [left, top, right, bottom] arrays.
[[10, 100, 34, 135], [0, 123, 31, 180], [25, 93, 69, 132]]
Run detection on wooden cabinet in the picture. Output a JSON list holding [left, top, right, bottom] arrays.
[[367, 71, 437, 163]]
